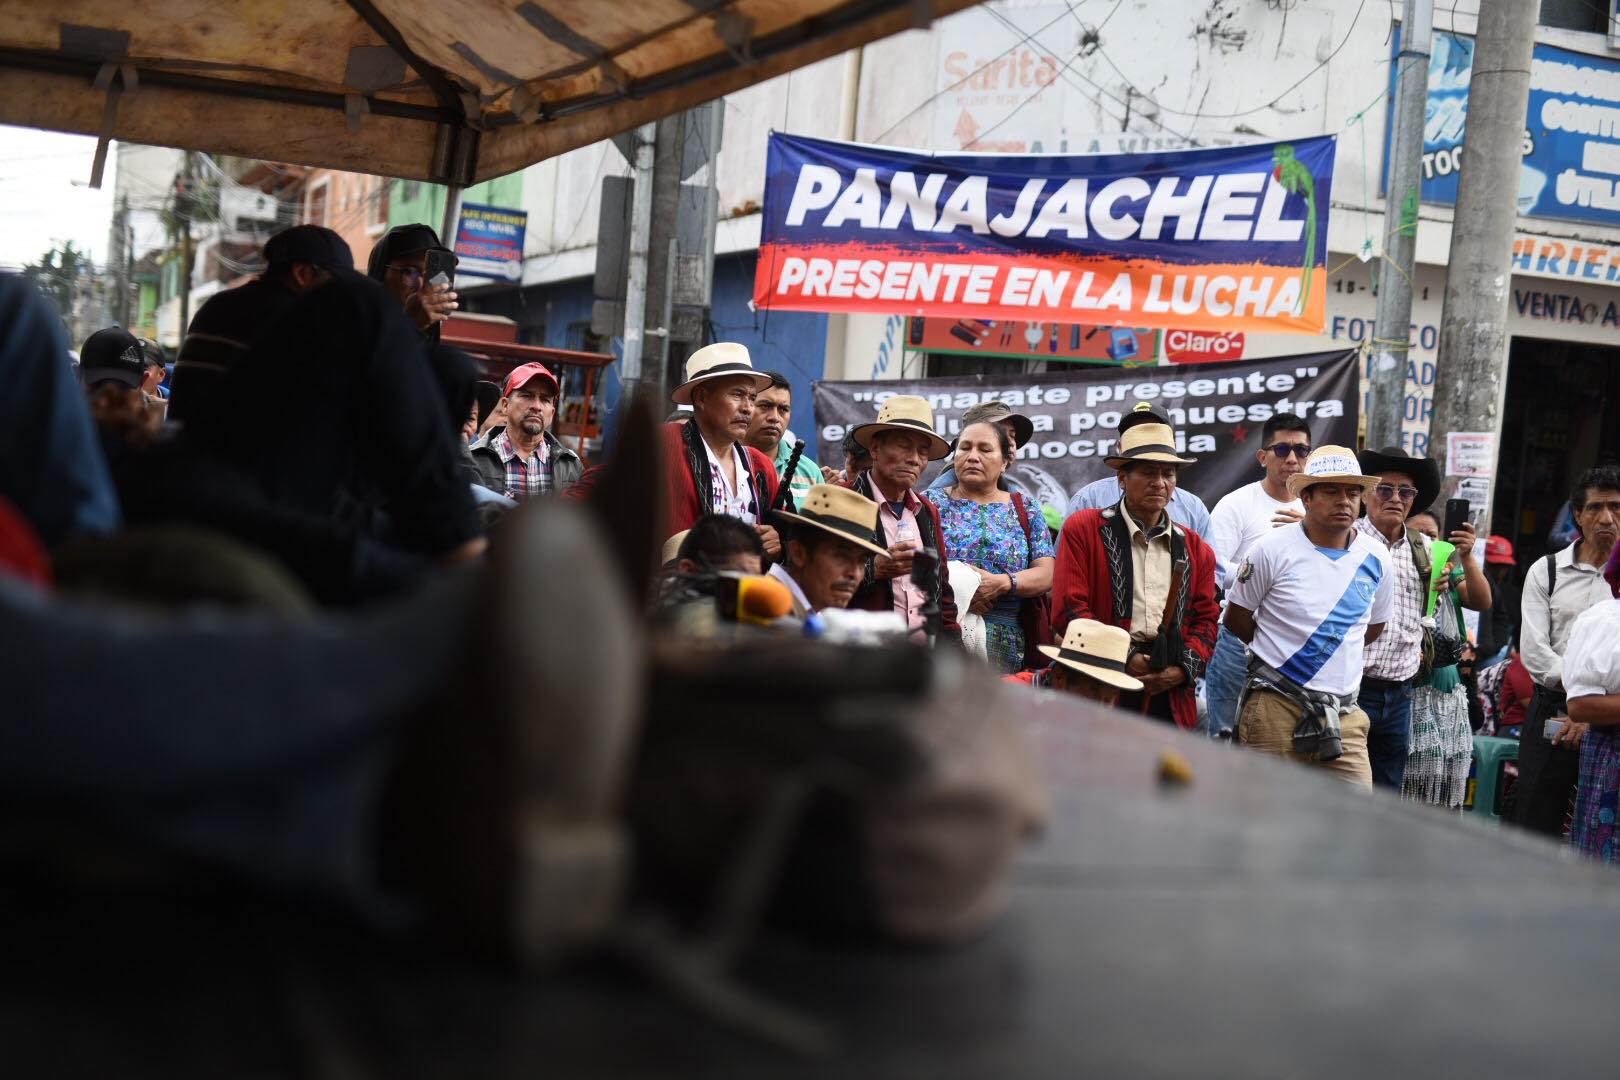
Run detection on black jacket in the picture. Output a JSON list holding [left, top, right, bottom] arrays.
[[214, 270, 480, 558]]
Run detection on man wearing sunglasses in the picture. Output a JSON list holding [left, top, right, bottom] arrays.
[[1352, 445, 1485, 790], [1204, 413, 1311, 739], [365, 223, 460, 337]]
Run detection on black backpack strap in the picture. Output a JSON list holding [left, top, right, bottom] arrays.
[[1545, 552, 1557, 643]]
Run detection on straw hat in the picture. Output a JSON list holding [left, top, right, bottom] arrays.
[[769, 484, 890, 557], [1038, 619, 1144, 691], [1103, 421, 1197, 469], [660, 530, 690, 566], [670, 342, 773, 405], [851, 395, 951, 460], [1286, 445, 1381, 498]]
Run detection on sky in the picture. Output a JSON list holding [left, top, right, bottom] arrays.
[[0, 125, 118, 271]]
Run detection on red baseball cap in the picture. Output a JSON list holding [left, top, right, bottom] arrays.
[[1483, 535, 1515, 566], [502, 362, 559, 397]]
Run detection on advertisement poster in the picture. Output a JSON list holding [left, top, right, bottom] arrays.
[[1388, 30, 1620, 228], [453, 203, 527, 281], [1445, 431, 1495, 478], [755, 132, 1337, 333], [906, 315, 1156, 364], [812, 350, 1359, 513]]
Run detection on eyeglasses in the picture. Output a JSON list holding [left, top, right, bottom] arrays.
[[1266, 442, 1311, 459], [1374, 484, 1420, 502], [386, 263, 424, 285]]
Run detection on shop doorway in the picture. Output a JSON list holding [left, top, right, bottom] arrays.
[[1492, 336, 1620, 572]]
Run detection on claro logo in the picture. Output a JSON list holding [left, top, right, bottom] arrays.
[[1165, 330, 1245, 363]]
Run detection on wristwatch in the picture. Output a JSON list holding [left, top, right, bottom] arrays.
[[1007, 571, 1018, 594]]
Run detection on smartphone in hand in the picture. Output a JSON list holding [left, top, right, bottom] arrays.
[[1443, 497, 1470, 539], [1544, 718, 1565, 741]]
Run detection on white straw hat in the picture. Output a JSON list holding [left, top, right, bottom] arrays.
[[670, 342, 773, 405], [1038, 619, 1145, 691], [851, 395, 951, 460]]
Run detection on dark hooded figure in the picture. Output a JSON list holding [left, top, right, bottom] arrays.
[[214, 269, 481, 562], [366, 223, 460, 341], [171, 225, 354, 431]]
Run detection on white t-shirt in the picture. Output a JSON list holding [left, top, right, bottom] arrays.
[[1564, 598, 1620, 701], [1208, 480, 1302, 592], [1225, 523, 1395, 697], [702, 438, 759, 524]]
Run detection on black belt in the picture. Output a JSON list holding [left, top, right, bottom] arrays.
[[1360, 675, 1410, 692]]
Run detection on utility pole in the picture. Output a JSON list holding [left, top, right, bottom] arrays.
[[1427, 0, 1537, 532], [1367, 0, 1432, 451], [176, 152, 197, 340], [619, 121, 657, 402]]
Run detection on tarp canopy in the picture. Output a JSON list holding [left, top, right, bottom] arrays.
[[0, 0, 978, 184]]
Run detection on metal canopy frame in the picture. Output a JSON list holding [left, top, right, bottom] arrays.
[[0, 0, 976, 184]]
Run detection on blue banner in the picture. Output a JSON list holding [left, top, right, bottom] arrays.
[[454, 202, 526, 281], [755, 132, 1336, 334], [1387, 31, 1620, 227]]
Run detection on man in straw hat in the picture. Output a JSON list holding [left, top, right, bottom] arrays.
[[1067, 403, 1218, 548], [768, 483, 890, 617], [1051, 411, 1218, 728], [1006, 618, 1145, 706], [659, 343, 781, 554], [1222, 446, 1395, 788], [844, 395, 961, 642]]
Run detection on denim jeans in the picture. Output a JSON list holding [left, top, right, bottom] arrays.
[[1204, 625, 1248, 739], [1358, 678, 1414, 791]]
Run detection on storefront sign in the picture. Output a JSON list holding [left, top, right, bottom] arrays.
[[1511, 235, 1620, 286], [1163, 328, 1246, 363], [812, 350, 1358, 512], [906, 316, 1155, 364], [1390, 31, 1620, 228], [1445, 432, 1495, 478], [453, 203, 526, 281], [756, 132, 1336, 333]]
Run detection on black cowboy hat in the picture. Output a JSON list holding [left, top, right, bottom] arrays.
[[1357, 445, 1441, 514]]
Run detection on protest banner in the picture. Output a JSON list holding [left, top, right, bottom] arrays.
[[755, 132, 1335, 334], [812, 349, 1359, 515]]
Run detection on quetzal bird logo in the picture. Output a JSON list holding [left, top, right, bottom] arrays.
[[1271, 144, 1316, 316]]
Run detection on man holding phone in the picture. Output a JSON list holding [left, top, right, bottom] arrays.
[[1352, 447, 1489, 790], [366, 223, 460, 336]]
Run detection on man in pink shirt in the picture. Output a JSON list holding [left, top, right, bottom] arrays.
[[843, 395, 961, 643]]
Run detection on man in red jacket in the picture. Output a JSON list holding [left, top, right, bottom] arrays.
[[658, 343, 780, 557], [1052, 416, 1219, 727]]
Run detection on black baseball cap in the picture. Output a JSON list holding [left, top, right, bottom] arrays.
[[263, 225, 355, 272], [1119, 401, 1173, 432], [79, 327, 147, 389]]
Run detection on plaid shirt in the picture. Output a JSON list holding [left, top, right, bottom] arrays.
[[490, 429, 552, 499], [1354, 517, 1425, 682]]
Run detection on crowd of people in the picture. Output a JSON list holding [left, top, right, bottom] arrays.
[[650, 312, 1620, 834], [3, 218, 1620, 967]]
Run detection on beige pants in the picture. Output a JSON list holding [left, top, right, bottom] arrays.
[[1236, 687, 1372, 790]]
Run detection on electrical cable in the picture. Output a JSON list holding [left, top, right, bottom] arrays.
[[1084, 0, 1369, 120], [869, 3, 1092, 145]]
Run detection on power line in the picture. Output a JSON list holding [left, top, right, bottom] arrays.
[[979, 3, 1195, 144], [1086, 0, 1370, 121], [870, 3, 1091, 145]]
